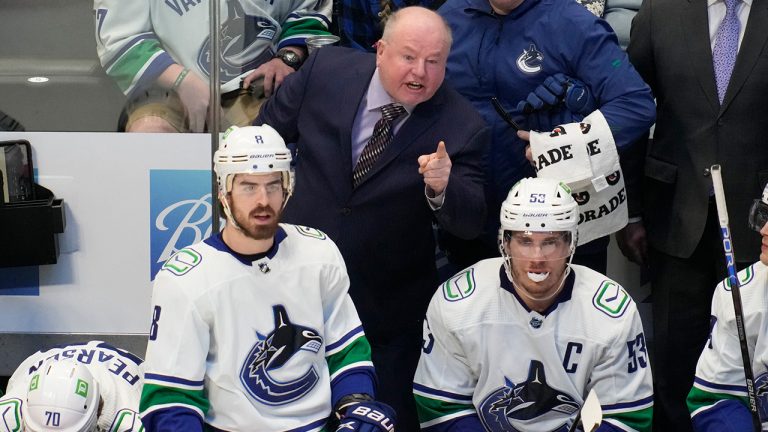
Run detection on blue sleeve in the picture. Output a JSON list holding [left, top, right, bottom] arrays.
[[141, 407, 204, 432], [330, 369, 377, 407], [561, 6, 656, 149], [691, 399, 756, 432], [596, 420, 639, 432], [423, 414, 484, 431]]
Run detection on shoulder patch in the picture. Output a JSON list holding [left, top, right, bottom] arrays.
[[294, 225, 327, 240], [592, 280, 631, 318], [0, 397, 23, 432], [161, 248, 202, 276], [723, 264, 755, 291], [109, 409, 144, 432], [442, 268, 476, 302]]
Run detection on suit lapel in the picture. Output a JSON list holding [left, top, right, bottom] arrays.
[[357, 88, 445, 186], [682, 0, 721, 113], [721, 0, 768, 112]]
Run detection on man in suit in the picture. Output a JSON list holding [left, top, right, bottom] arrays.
[[624, 0, 768, 429], [255, 6, 489, 429]]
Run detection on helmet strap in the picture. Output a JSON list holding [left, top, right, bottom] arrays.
[[219, 192, 244, 233]]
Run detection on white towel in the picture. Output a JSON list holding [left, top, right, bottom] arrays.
[[532, 110, 628, 245], [530, 122, 593, 188]]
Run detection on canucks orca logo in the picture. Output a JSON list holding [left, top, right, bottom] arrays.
[[516, 44, 544, 75], [198, 0, 277, 83], [478, 360, 580, 431], [239, 305, 323, 406]]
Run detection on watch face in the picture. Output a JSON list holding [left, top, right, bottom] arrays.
[[279, 51, 301, 69]]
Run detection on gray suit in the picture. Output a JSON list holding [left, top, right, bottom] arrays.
[[628, 0, 768, 429]]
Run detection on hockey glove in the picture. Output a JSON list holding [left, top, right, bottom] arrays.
[[334, 401, 397, 432], [516, 73, 596, 131]]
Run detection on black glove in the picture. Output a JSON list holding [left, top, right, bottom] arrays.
[[334, 401, 397, 432], [516, 73, 596, 131]]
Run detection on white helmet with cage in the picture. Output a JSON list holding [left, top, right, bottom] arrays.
[[214, 125, 294, 227], [498, 177, 579, 287], [23, 360, 100, 432]]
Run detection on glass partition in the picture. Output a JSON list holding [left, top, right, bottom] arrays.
[[0, 0, 126, 132]]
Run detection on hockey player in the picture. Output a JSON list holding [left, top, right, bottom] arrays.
[[413, 177, 653, 431], [687, 184, 768, 431], [0, 340, 145, 432], [139, 125, 395, 431], [93, 0, 332, 132]]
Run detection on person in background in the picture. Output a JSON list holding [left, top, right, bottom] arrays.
[[436, 0, 655, 275], [624, 0, 768, 428], [335, 0, 446, 52], [93, 0, 332, 132]]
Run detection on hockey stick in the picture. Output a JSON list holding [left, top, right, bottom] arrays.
[[711, 164, 762, 431], [491, 97, 522, 131], [568, 389, 602, 432]]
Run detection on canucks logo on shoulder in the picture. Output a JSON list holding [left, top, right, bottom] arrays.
[[516, 44, 544, 74], [478, 360, 579, 431], [239, 305, 323, 406]]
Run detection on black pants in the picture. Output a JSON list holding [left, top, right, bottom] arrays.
[[649, 200, 749, 431], [369, 328, 423, 432]]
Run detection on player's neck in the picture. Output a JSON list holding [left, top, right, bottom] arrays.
[[511, 274, 567, 313], [518, 295, 556, 314], [222, 225, 274, 255]]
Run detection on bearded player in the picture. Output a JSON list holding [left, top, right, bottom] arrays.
[[139, 125, 395, 431]]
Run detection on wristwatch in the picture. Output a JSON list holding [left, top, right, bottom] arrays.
[[274, 49, 303, 71]]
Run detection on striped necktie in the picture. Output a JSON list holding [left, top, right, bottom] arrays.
[[352, 103, 406, 187]]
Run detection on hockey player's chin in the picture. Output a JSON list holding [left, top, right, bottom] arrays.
[[239, 217, 279, 240], [243, 224, 278, 241]]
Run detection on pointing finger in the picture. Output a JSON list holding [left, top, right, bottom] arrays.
[[435, 141, 448, 159]]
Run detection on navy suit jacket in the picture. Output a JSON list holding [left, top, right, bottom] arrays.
[[628, 0, 768, 260], [256, 46, 489, 341]]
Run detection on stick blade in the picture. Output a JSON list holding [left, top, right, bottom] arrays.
[[581, 389, 603, 431]]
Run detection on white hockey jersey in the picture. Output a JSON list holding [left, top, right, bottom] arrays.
[[688, 261, 768, 431], [140, 225, 375, 432], [0, 341, 144, 432], [414, 259, 653, 431], [93, 0, 331, 96]]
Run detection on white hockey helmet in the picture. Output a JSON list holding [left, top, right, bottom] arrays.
[[213, 124, 294, 200], [24, 360, 99, 432], [498, 177, 579, 258]]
